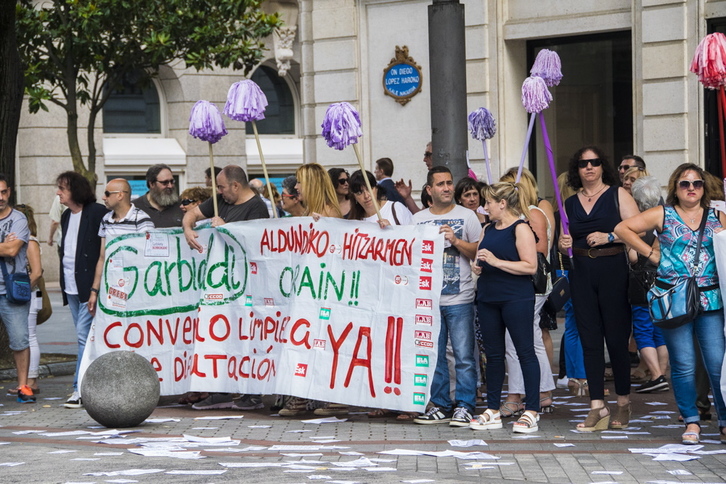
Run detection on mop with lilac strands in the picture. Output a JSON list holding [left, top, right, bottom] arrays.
[[516, 48, 562, 182], [224, 79, 277, 217], [517, 76, 552, 183], [467, 107, 496, 184], [690, 33, 726, 177], [521, 48, 572, 258], [189, 100, 228, 218], [321, 102, 383, 222]]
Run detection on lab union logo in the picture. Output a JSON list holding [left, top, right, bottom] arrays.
[[413, 374, 428, 386]]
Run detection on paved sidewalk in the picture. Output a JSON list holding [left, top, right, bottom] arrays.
[[2, 292, 725, 482], [1, 371, 725, 484]]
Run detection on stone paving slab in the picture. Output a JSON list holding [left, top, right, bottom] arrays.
[[1, 373, 726, 483]]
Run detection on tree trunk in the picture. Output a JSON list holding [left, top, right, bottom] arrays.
[[0, 0, 25, 205]]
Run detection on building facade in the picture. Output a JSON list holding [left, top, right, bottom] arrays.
[[15, 0, 726, 280]]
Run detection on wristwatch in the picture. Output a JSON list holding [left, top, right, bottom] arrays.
[[90, 288, 99, 294], [607, 232, 615, 243]]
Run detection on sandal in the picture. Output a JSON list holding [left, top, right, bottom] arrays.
[[178, 392, 209, 405], [396, 412, 419, 421], [630, 368, 650, 383], [367, 409, 395, 418], [540, 396, 555, 414], [568, 379, 589, 397], [513, 411, 539, 434], [499, 401, 524, 418], [577, 406, 610, 432], [682, 423, 700, 445], [470, 408, 503, 430], [610, 402, 631, 429]]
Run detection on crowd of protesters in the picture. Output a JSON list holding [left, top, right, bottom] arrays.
[[2, 144, 725, 446]]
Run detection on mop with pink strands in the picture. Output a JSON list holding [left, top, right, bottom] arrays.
[[690, 32, 726, 176], [224, 79, 277, 217], [321, 102, 383, 222], [189, 100, 228, 218]]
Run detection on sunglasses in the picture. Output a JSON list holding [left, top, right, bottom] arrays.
[[678, 179, 704, 190], [180, 198, 197, 206], [104, 190, 126, 197], [337, 178, 349, 186], [578, 158, 603, 168], [156, 179, 174, 186]]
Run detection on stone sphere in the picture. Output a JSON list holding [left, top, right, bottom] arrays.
[[81, 351, 160, 428]]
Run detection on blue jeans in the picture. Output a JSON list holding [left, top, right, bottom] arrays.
[[67, 294, 94, 391], [429, 302, 477, 413], [631, 305, 665, 350], [661, 309, 726, 427], [563, 299, 586, 379], [0, 295, 30, 351]]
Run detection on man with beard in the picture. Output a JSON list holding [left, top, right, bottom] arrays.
[[183, 165, 268, 410], [133, 164, 184, 227]]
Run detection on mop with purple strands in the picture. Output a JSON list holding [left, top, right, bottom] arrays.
[[224, 79, 277, 217], [189, 100, 228, 218], [517, 76, 552, 183], [467, 107, 496, 184], [321, 102, 383, 222], [522, 48, 572, 258]]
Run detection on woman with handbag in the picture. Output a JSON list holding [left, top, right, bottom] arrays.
[[6, 204, 46, 395], [626, 176, 669, 394], [558, 146, 640, 432], [496, 168, 556, 417], [615, 163, 726, 445]]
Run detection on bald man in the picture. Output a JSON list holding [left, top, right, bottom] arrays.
[[87, 178, 155, 316]]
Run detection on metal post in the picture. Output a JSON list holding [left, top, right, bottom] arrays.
[[428, 0, 468, 182]]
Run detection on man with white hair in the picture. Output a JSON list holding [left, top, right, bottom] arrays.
[[249, 178, 274, 217]]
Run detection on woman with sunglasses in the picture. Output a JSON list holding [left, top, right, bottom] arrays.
[[558, 146, 639, 432], [179, 187, 212, 213], [280, 175, 305, 217], [615, 163, 726, 445], [328, 168, 352, 218]]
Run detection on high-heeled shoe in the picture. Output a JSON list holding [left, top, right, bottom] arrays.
[[610, 402, 631, 429], [577, 406, 610, 432], [568, 379, 589, 397]]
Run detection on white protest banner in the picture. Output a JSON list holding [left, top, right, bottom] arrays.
[[79, 217, 443, 412]]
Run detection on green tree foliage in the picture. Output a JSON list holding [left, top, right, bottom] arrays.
[[16, 0, 280, 182]]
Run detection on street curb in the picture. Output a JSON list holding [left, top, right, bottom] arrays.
[[0, 360, 76, 382]]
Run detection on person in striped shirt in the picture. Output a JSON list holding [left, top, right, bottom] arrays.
[[87, 179, 154, 315]]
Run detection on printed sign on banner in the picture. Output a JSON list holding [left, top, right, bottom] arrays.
[[79, 218, 444, 412]]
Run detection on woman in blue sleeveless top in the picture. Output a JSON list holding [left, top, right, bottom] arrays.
[[616, 163, 726, 445], [470, 182, 540, 433]]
